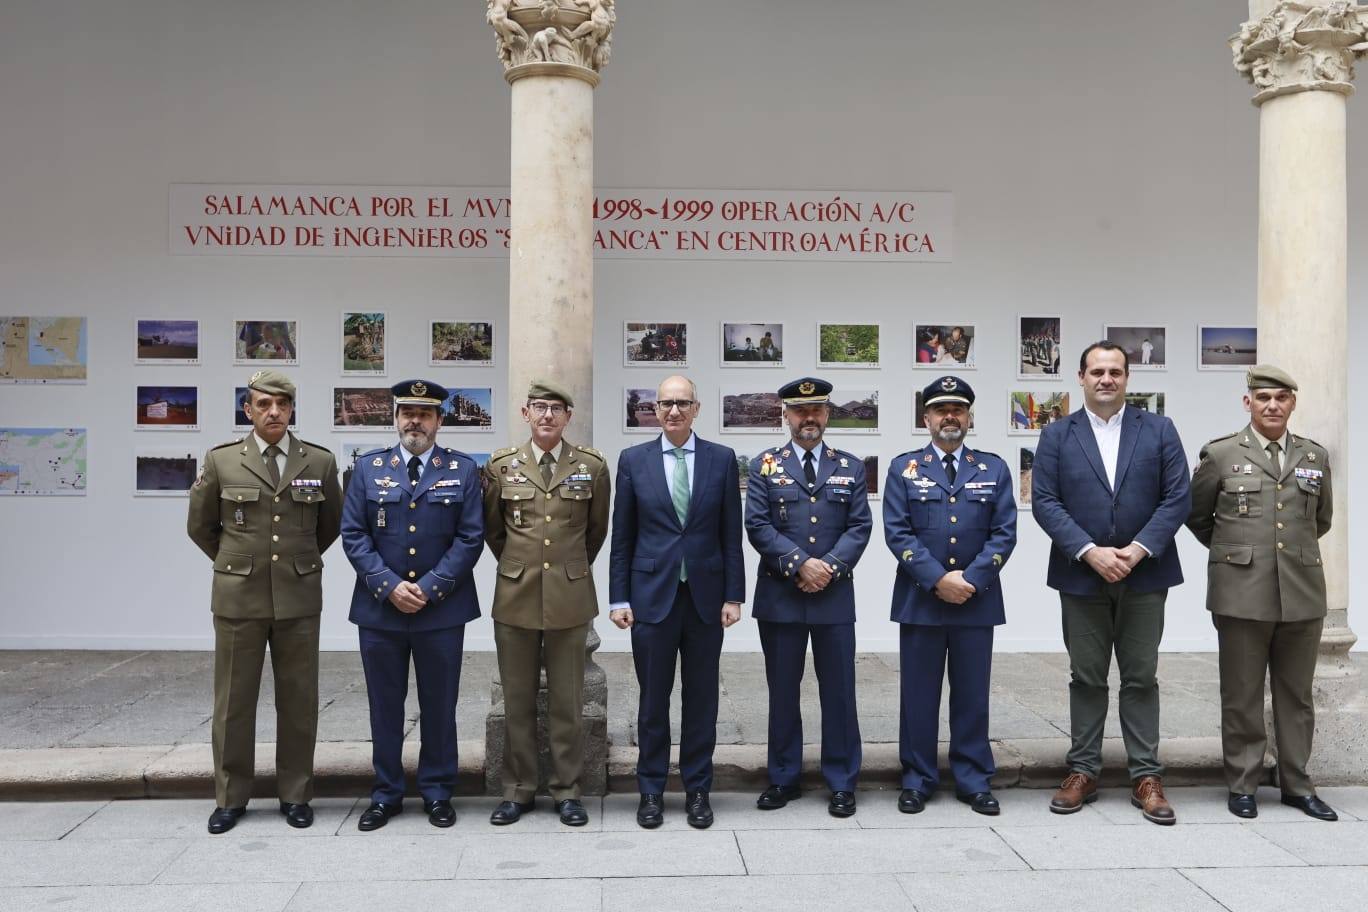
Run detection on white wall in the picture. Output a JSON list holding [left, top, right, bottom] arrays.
[[1, 0, 1364, 651]]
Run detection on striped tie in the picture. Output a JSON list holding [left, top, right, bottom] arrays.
[[671, 447, 690, 581]]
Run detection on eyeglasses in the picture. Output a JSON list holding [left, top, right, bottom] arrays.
[[527, 401, 567, 416], [656, 399, 696, 411]]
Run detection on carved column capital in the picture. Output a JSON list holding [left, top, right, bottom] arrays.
[[1232, 2, 1368, 104], [486, 0, 616, 86]]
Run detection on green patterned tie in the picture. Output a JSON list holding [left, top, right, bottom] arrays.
[[671, 447, 690, 581]]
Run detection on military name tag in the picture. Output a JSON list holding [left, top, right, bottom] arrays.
[[964, 481, 997, 489], [433, 478, 461, 487], [567, 472, 593, 482], [1295, 468, 1323, 479], [827, 475, 855, 486], [291, 479, 321, 488], [234, 506, 245, 525]]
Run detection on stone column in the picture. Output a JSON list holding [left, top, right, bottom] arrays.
[[483, 0, 615, 796], [1232, 1, 1368, 783]]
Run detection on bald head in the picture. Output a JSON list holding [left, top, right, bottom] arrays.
[[656, 375, 699, 446]]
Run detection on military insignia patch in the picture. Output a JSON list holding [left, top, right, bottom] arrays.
[[979, 463, 988, 472], [965, 453, 975, 463], [992, 554, 1003, 566], [799, 381, 816, 395], [839, 457, 848, 468], [923, 453, 934, 463], [250, 369, 265, 385], [902, 459, 917, 479], [781, 449, 791, 458], [372, 457, 383, 467], [941, 377, 957, 391], [760, 453, 776, 476], [411, 381, 428, 397], [390, 455, 401, 468], [901, 549, 914, 561], [432, 456, 443, 468], [1308, 452, 1316, 462]]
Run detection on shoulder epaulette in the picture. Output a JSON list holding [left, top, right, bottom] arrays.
[[210, 438, 242, 452], [970, 448, 1003, 462], [296, 438, 334, 453], [573, 445, 605, 462], [356, 445, 390, 459], [1204, 432, 1240, 447], [1291, 433, 1325, 450]]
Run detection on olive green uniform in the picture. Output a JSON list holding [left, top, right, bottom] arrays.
[[482, 438, 610, 802], [187, 432, 342, 807], [1187, 425, 1331, 795]]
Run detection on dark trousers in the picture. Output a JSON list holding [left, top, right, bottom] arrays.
[[357, 624, 466, 804], [630, 583, 724, 793], [899, 623, 996, 795], [758, 620, 861, 792], [1060, 585, 1167, 780], [211, 614, 319, 808]]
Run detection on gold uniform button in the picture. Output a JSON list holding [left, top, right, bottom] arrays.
[[1277, 503, 1285, 510], [272, 534, 279, 542], [544, 539, 551, 546], [408, 571, 416, 578], [810, 516, 818, 524], [809, 536, 817, 543], [409, 502, 416, 509], [409, 525, 417, 532], [949, 558, 957, 566], [1238, 486, 1245, 492], [225, 564, 232, 571], [950, 516, 958, 524], [543, 562, 551, 570], [949, 496, 957, 503], [810, 496, 817, 503], [409, 547, 417, 555], [546, 515, 553, 522], [546, 493, 552, 500], [1277, 522, 1284, 530], [236, 495, 243, 501], [273, 515, 280, 523], [949, 537, 958, 544], [1277, 542, 1285, 550], [1277, 484, 1284, 491], [274, 496, 280, 503], [271, 554, 279, 562], [1225, 555, 1231, 561]]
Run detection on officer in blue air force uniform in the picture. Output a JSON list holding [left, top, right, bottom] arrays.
[[746, 377, 873, 818], [341, 380, 484, 830], [884, 376, 1017, 816]]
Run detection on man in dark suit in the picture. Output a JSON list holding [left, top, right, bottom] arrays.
[[609, 375, 745, 830], [341, 380, 484, 830], [746, 377, 873, 818], [884, 376, 1017, 816], [1032, 342, 1191, 825]]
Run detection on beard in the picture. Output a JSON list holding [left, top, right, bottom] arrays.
[[935, 424, 965, 445], [401, 428, 434, 453]]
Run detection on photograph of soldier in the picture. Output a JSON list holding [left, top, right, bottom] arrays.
[[1017, 316, 1061, 377], [438, 387, 493, 430], [722, 322, 784, 365], [136, 319, 199, 363], [333, 387, 392, 430], [1104, 325, 1166, 370], [624, 322, 688, 366], [914, 324, 976, 367], [624, 387, 661, 432], [1124, 392, 1167, 416], [827, 390, 879, 433], [1019, 447, 1035, 509], [1009, 391, 1071, 433], [430, 321, 494, 366], [1198, 326, 1258, 370], [341, 312, 386, 375], [136, 385, 198, 430], [238, 387, 298, 431], [234, 319, 298, 365], [135, 450, 196, 495], [817, 323, 880, 368], [721, 390, 783, 431]]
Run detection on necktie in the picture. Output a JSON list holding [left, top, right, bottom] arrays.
[[263, 444, 282, 489], [408, 455, 421, 487], [803, 450, 816, 486], [1266, 441, 1281, 476], [540, 451, 555, 486], [671, 447, 690, 581], [943, 452, 957, 485]]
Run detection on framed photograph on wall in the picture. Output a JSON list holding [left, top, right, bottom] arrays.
[[135, 385, 198, 431], [827, 389, 879, 434], [1008, 390, 1071, 435], [1017, 315, 1061, 379], [623, 387, 661, 433], [719, 388, 782, 433], [134, 449, 198, 496], [235, 387, 299, 431], [1197, 325, 1257, 370], [339, 439, 391, 490], [333, 386, 392, 431], [817, 323, 880, 369], [341, 312, 386, 375], [624, 322, 688, 367], [1018, 446, 1035, 510], [234, 319, 298, 366], [721, 322, 784, 367], [1124, 391, 1166, 416], [913, 390, 976, 434], [1103, 324, 1166, 370], [135, 319, 199, 364], [439, 387, 494, 431], [914, 323, 976, 369], [430, 321, 494, 366]]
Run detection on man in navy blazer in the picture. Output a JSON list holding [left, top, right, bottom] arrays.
[[609, 375, 745, 829], [1032, 343, 1191, 825], [341, 380, 484, 830]]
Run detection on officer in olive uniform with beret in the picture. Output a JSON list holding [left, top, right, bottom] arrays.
[[341, 380, 484, 830], [187, 369, 342, 834], [746, 377, 873, 818], [884, 376, 1017, 816], [482, 380, 610, 827], [1188, 365, 1338, 822]]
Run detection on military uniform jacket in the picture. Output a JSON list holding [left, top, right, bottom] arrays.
[[340, 444, 483, 632], [745, 442, 873, 625], [1187, 425, 1331, 623], [187, 433, 342, 620], [482, 438, 610, 630], [883, 444, 1017, 627]]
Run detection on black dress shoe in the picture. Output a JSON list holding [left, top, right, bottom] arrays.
[[425, 799, 456, 828], [1227, 793, 1258, 819], [489, 799, 534, 826], [898, 789, 927, 814], [557, 798, 589, 827], [636, 793, 664, 829], [207, 806, 245, 834], [279, 802, 313, 829], [756, 784, 802, 810], [686, 789, 714, 829], [958, 792, 1000, 816], [1281, 793, 1338, 821], [828, 790, 857, 818], [358, 801, 402, 831]]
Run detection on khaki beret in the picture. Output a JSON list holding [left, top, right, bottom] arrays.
[[527, 378, 574, 407], [247, 368, 296, 401], [1246, 364, 1298, 391]]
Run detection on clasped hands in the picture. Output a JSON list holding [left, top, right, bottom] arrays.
[[1083, 542, 1148, 583], [610, 602, 742, 629], [388, 581, 428, 614]]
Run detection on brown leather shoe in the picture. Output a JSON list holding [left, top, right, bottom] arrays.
[[1049, 772, 1098, 814], [1131, 776, 1176, 825]]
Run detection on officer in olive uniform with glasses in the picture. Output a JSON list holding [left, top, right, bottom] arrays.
[[187, 369, 342, 834], [1187, 365, 1338, 822], [482, 380, 610, 827]]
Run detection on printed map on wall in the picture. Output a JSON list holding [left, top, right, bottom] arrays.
[[0, 428, 88, 495], [0, 317, 88, 383]]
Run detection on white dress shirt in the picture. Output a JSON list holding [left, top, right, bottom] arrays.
[[1076, 405, 1151, 559]]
